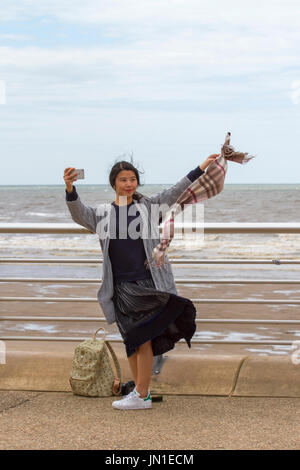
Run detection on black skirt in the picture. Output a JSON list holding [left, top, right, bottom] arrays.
[[112, 276, 197, 357]]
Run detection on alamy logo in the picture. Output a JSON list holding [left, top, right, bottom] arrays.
[[291, 340, 300, 365], [95, 198, 204, 242], [0, 341, 6, 364]]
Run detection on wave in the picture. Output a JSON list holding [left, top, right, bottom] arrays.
[[25, 212, 60, 217], [1, 232, 300, 259]]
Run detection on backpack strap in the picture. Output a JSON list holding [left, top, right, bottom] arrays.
[[93, 327, 122, 396], [105, 340, 122, 396], [93, 327, 107, 341]]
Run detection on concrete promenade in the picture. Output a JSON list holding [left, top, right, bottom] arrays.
[[0, 341, 300, 449], [1, 391, 300, 450]]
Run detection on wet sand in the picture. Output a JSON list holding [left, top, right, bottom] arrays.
[[1, 277, 299, 358]]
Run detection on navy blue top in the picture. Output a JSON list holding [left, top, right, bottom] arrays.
[[65, 165, 205, 283], [108, 200, 151, 283]]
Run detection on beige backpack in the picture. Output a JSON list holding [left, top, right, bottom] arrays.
[[69, 327, 122, 397]]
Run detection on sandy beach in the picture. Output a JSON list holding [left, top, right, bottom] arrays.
[[1, 277, 299, 358]]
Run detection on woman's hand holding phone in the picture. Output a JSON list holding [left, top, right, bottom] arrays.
[[64, 167, 78, 193]]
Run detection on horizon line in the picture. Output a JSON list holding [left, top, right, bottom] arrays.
[[0, 182, 299, 187]]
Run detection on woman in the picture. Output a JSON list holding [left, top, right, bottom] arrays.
[[64, 154, 218, 410]]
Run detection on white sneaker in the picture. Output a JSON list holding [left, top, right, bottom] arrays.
[[112, 388, 152, 410]]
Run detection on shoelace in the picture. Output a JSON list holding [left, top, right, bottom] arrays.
[[121, 391, 136, 401]]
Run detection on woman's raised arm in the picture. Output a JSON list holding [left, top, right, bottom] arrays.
[[148, 154, 219, 207], [64, 167, 98, 234]]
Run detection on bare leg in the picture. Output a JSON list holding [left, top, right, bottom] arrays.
[[128, 350, 138, 385], [136, 340, 153, 398]]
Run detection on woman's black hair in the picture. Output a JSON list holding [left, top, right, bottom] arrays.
[[109, 154, 145, 202]]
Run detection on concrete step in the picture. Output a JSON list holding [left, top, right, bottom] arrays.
[[1, 341, 300, 397]]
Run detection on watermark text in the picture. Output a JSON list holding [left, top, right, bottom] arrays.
[[0, 341, 6, 364]]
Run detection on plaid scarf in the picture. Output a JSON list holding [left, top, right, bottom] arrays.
[[145, 132, 255, 269]]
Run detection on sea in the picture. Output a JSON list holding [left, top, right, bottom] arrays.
[[1, 183, 300, 269]]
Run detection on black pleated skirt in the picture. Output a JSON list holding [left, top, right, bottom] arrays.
[[112, 276, 197, 357]]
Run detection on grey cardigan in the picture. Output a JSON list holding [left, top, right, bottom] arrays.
[[65, 175, 194, 324]]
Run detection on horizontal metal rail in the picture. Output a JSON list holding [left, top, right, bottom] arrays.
[[1, 222, 300, 234], [1, 258, 300, 264], [1, 316, 300, 324], [0, 336, 296, 345], [0, 277, 300, 284], [0, 296, 300, 304], [1, 223, 300, 346]]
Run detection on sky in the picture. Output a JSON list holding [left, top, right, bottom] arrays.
[[0, 0, 299, 185]]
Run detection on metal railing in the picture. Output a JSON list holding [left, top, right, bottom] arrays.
[[1, 222, 300, 346]]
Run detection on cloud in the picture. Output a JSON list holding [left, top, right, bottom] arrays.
[[1, 0, 300, 29], [0, 2, 298, 126], [0, 80, 6, 104], [0, 1, 299, 77], [291, 81, 300, 105], [0, 41, 289, 112], [0, 33, 33, 40]]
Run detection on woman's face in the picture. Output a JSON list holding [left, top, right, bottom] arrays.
[[114, 170, 138, 197]]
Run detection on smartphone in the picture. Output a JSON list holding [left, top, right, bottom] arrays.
[[72, 169, 85, 179]]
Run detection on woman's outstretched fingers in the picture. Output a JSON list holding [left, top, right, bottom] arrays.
[[64, 167, 78, 184]]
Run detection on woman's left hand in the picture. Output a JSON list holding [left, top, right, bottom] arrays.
[[200, 154, 220, 171]]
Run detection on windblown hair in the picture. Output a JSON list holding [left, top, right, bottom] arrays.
[[109, 154, 145, 202]]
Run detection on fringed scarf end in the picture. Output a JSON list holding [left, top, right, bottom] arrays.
[[144, 247, 170, 270], [147, 132, 254, 270]]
